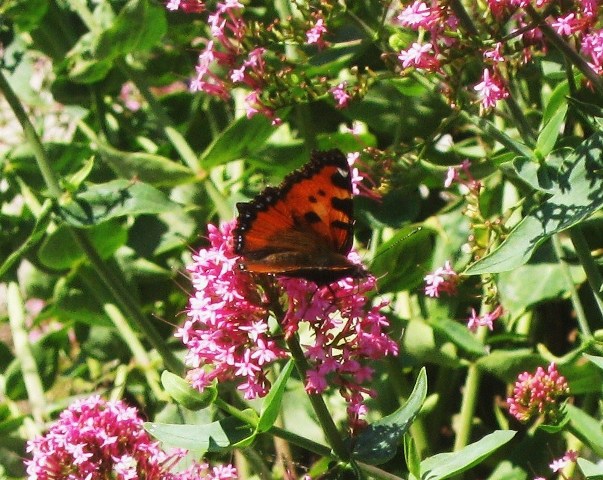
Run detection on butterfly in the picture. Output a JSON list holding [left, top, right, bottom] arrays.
[[233, 149, 365, 285]]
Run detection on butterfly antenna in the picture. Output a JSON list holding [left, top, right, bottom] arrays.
[[371, 226, 423, 263]]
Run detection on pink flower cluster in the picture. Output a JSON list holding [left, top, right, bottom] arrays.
[[181, 222, 398, 430], [179, 222, 287, 400], [507, 363, 569, 423], [467, 305, 504, 332], [24, 395, 236, 480], [444, 159, 481, 192], [393, 0, 603, 110], [280, 271, 399, 432], [167, 1, 357, 119], [424, 260, 459, 298]]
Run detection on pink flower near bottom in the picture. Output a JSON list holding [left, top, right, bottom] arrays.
[[24, 395, 236, 480]]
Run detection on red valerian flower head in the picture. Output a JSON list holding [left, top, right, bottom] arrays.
[[507, 363, 569, 423], [24, 396, 235, 480]]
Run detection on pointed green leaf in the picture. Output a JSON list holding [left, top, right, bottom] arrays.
[[466, 131, 603, 274], [58, 180, 181, 227], [431, 319, 487, 358], [95, 0, 166, 59], [567, 403, 603, 456], [257, 360, 294, 433], [161, 371, 217, 411], [578, 458, 603, 480], [420, 430, 516, 480], [584, 354, 603, 372], [145, 416, 254, 452], [200, 115, 275, 168], [96, 143, 196, 187], [536, 103, 567, 158], [0, 200, 52, 278], [404, 434, 421, 480], [352, 368, 427, 465], [370, 226, 436, 294], [38, 220, 128, 270]]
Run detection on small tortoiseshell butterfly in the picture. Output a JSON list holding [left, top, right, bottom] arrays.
[[234, 149, 365, 285]]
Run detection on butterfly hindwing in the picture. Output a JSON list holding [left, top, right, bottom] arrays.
[[234, 149, 362, 284]]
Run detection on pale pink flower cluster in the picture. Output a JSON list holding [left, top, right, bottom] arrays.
[[424, 260, 459, 298], [169, 0, 347, 119], [179, 222, 287, 400], [306, 15, 328, 49], [166, 0, 205, 13], [474, 68, 509, 110], [280, 271, 399, 432], [181, 222, 398, 431], [507, 363, 569, 423], [24, 395, 236, 480], [549, 449, 578, 473], [444, 159, 481, 192], [467, 305, 504, 332], [394, 0, 603, 110], [424, 261, 504, 332], [330, 82, 352, 109]]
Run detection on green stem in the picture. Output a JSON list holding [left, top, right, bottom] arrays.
[[69, 230, 185, 374], [552, 234, 592, 338], [104, 303, 168, 400], [454, 322, 489, 450], [116, 60, 201, 172], [569, 227, 603, 322], [284, 333, 350, 460], [460, 110, 532, 158], [0, 70, 62, 198], [2, 66, 183, 373], [525, 5, 603, 97], [7, 282, 46, 431], [448, 0, 478, 36], [504, 91, 536, 147]]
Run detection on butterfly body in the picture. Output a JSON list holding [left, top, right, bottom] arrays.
[[234, 149, 364, 285]]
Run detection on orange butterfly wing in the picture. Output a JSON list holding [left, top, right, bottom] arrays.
[[234, 149, 363, 285]]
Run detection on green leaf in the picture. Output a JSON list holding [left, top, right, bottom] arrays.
[[161, 371, 217, 411], [431, 319, 487, 358], [498, 242, 585, 313], [467, 131, 603, 274], [476, 350, 543, 383], [578, 458, 603, 480], [145, 416, 254, 453], [66, 33, 114, 84], [38, 220, 127, 270], [200, 115, 275, 168], [257, 360, 294, 433], [542, 80, 570, 125], [0, 201, 52, 278], [403, 320, 463, 368], [420, 431, 516, 480], [63, 156, 96, 193], [96, 143, 196, 187], [370, 226, 436, 294], [2, 0, 48, 31], [352, 368, 427, 465], [95, 0, 167, 59], [404, 434, 421, 480], [536, 103, 568, 159], [566, 403, 603, 456], [584, 353, 603, 371], [58, 180, 181, 227]]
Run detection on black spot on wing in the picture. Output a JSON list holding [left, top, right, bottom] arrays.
[[304, 211, 322, 224], [331, 197, 353, 216]]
